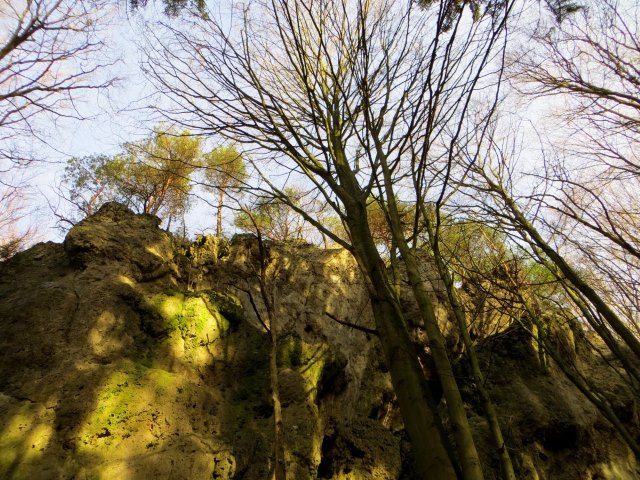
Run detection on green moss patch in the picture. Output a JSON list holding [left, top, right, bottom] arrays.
[[0, 401, 54, 473], [139, 290, 240, 348], [186, 235, 230, 262], [77, 361, 184, 453]]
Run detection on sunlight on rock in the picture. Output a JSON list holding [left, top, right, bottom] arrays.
[[117, 274, 136, 287], [2, 204, 639, 479], [0, 402, 54, 471], [140, 291, 231, 365], [145, 245, 165, 260], [89, 311, 124, 355]]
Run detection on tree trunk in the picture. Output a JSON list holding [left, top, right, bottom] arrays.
[[344, 203, 459, 479], [379, 181, 484, 480], [251, 226, 286, 480], [396, 244, 485, 480], [426, 224, 516, 480], [519, 298, 640, 459], [217, 187, 225, 237], [493, 181, 640, 363], [269, 319, 286, 480]]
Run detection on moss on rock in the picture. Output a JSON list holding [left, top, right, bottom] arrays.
[[137, 290, 241, 363]]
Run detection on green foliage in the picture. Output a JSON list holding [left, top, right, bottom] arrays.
[[0, 237, 25, 261], [119, 128, 202, 217], [544, 0, 584, 22], [128, 0, 208, 18], [366, 197, 414, 251], [63, 154, 126, 217], [434, 216, 567, 316], [203, 144, 246, 191], [417, 0, 504, 28], [235, 187, 309, 241], [436, 218, 511, 273], [203, 144, 247, 236], [63, 127, 203, 223], [419, 0, 582, 26]]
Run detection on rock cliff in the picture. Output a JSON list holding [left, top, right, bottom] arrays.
[[0, 203, 637, 479]]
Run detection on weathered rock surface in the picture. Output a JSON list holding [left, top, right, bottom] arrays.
[[0, 203, 638, 479]]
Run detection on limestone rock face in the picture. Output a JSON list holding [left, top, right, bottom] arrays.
[[0, 204, 638, 480], [0, 204, 398, 480], [64, 202, 177, 279]]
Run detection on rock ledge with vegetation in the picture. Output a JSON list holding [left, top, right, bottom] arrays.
[[0, 204, 637, 479]]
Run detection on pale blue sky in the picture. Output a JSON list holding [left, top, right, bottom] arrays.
[[31, 4, 228, 241], [25, 0, 563, 244]]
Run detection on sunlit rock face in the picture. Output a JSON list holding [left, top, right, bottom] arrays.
[[0, 203, 399, 480], [0, 203, 638, 480]]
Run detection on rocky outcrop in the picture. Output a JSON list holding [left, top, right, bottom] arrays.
[[0, 203, 638, 479], [0, 204, 398, 480]]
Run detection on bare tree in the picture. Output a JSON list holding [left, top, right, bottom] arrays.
[[455, 110, 640, 454], [472, 129, 640, 373], [239, 207, 287, 480], [509, 0, 640, 342], [143, 0, 529, 476], [447, 209, 640, 458], [470, 0, 640, 389], [0, 179, 36, 260], [1, 0, 114, 245], [0, 0, 113, 164], [143, 0, 519, 476]]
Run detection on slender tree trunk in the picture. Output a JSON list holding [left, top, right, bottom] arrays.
[[246, 285, 286, 480], [86, 184, 105, 216], [254, 226, 286, 480], [344, 202, 459, 479], [379, 180, 483, 480], [268, 313, 286, 480], [396, 244, 484, 480], [217, 187, 225, 237], [424, 216, 516, 480], [327, 139, 458, 477], [518, 297, 640, 458], [389, 244, 401, 298], [491, 180, 640, 362]]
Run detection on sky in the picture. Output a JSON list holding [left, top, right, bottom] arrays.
[[26, 3, 227, 242], [10, 0, 571, 245]]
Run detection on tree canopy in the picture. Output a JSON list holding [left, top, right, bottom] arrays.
[[203, 144, 246, 237], [62, 127, 202, 225]]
